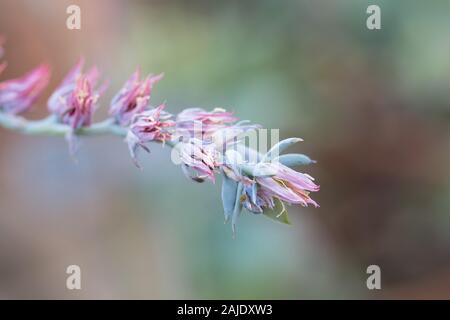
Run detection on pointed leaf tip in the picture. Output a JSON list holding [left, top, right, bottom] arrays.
[[230, 182, 243, 234], [262, 137, 303, 162], [274, 153, 316, 167], [263, 198, 291, 225]]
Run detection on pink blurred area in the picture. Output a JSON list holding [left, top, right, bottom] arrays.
[[0, 0, 186, 299]]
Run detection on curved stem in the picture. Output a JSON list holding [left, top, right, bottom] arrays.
[[78, 118, 128, 137], [0, 112, 128, 137]]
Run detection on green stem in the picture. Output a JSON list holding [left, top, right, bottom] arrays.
[[0, 112, 128, 137]]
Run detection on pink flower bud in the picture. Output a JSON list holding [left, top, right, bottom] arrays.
[[48, 59, 103, 130], [126, 104, 175, 167], [0, 64, 50, 114], [110, 70, 163, 126]]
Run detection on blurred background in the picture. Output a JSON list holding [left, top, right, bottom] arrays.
[[0, 0, 450, 299]]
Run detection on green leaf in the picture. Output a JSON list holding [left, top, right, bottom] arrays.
[[262, 137, 303, 162], [274, 153, 316, 167], [263, 198, 291, 225]]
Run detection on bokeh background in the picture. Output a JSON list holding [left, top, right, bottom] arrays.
[[0, 0, 450, 299]]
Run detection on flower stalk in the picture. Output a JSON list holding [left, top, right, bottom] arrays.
[[0, 40, 320, 236], [0, 113, 127, 137]]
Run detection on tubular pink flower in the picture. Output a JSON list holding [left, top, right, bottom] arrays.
[[110, 70, 163, 126], [223, 161, 319, 215], [0, 64, 50, 114], [126, 104, 175, 167], [48, 59, 102, 130], [176, 107, 238, 139], [256, 163, 319, 208]]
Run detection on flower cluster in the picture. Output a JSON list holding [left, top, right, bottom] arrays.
[[110, 70, 163, 126], [0, 64, 50, 115], [48, 59, 101, 129], [0, 41, 319, 236], [0, 38, 50, 115], [219, 138, 319, 234], [178, 138, 220, 183], [126, 103, 175, 167], [47, 59, 106, 153]]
